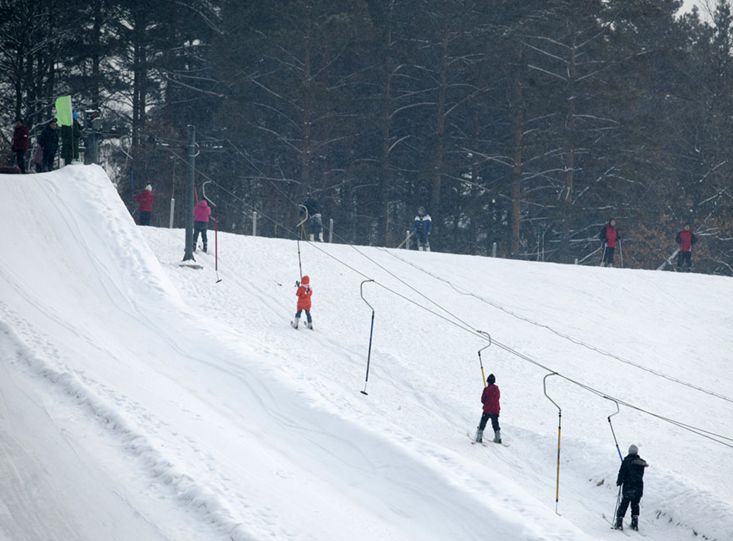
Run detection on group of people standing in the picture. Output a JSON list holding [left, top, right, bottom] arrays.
[[9, 116, 83, 173], [133, 185, 212, 253], [599, 218, 698, 271]]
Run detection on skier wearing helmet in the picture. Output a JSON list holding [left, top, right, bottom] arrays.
[[292, 275, 314, 330]]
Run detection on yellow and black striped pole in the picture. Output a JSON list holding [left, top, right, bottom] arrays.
[[543, 372, 562, 515], [477, 331, 492, 387]]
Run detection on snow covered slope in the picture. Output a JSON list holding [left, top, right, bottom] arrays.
[[1, 165, 732, 541]]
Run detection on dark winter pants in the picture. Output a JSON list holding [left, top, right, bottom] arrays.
[[295, 309, 312, 323], [193, 222, 208, 251], [139, 211, 151, 226], [42, 149, 56, 172], [309, 214, 323, 240], [478, 413, 500, 433], [603, 246, 615, 265], [677, 251, 692, 271], [14, 150, 26, 173], [415, 232, 430, 251], [617, 492, 641, 519]]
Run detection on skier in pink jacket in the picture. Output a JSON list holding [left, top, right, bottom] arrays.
[[193, 199, 212, 252]]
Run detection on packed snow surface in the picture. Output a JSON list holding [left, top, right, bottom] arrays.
[[1, 165, 732, 540]]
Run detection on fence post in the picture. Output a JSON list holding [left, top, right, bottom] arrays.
[[492, 242, 497, 258], [405, 230, 411, 250], [574, 258, 578, 265], [252, 211, 257, 236], [169, 198, 175, 228], [329, 218, 334, 243]]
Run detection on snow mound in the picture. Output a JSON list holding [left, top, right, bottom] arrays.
[[1, 165, 732, 540]]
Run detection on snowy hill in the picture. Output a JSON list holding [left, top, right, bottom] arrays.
[[1, 165, 732, 541]]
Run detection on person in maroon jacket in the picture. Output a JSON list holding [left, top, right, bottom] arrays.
[[599, 218, 621, 267], [134, 184, 154, 225], [11, 118, 30, 173], [475, 373, 501, 444], [675, 224, 697, 272]]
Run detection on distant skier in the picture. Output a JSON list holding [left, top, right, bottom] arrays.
[[11, 118, 30, 173], [302, 196, 324, 242], [413, 206, 432, 252], [291, 275, 313, 330], [614, 444, 648, 531], [475, 373, 501, 444], [134, 184, 154, 226], [192, 199, 212, 252], [599, 218, 621, 267], [675, 224, 697, 272]]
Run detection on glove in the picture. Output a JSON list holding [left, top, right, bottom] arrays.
[[295, 280, 300, 287]]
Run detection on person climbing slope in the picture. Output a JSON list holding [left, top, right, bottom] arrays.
[[475, 373, 501, 444], [614, 444, 648, 531], [291, 275, 314, 330]]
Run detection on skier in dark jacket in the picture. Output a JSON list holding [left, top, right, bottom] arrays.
[[599, 218, 621, 267], [302, 196, 323, 242], [11, 119, 30, 173], [38, 120, 59, 172], [413, 206, 432, 251], [675, 224, 697, 272], [614, 444, 648, 531], [475, 373, 501, 444]]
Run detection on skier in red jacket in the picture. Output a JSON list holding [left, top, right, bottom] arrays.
[[675, 224, 697, 272], [134, 184, 154, 225], [291, 275, 313, 330], [475, 373, 501, 444], [599, 218, 621, 267]]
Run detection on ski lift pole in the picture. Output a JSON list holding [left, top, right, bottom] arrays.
[[296, 205, 309, 279], [476, 330, 492, 387], [618, 239, 624, 268], [604, 396, 623, 462], [604, 396, 624, 523], [543, 372, 562, 515], [201, 180, 217, 207], [360, 279, 376, 396]]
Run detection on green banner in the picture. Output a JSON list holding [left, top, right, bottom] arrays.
[[55, 95, 73, 126]]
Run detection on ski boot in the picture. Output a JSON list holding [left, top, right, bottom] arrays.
[[613, 516, 623, 530], [203, 243, 208, 253], [493, 430, 502, 444], [306, 321, 313, 330], [475, 429, 483, 443], [630, 516, 638, 531], [291, 316, 300, 329]]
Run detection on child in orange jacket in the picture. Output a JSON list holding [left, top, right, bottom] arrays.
[[292, 275, 313, 329]]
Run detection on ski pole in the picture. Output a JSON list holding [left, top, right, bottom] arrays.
[[543, 372, 562, 515], [360, 279, 376, 396], [215, 218, 222, 283], [619, 239, 624, 268]]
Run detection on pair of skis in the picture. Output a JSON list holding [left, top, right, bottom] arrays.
[[467, 432, 509, 447], [290, 320, 314, 331]]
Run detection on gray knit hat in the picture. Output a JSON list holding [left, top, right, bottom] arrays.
[[628, 444, 638, 455]]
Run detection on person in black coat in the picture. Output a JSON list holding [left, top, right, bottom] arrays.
[[614, 444, 648, 531], [38, 120, 60, 172], [302, 196, 323, 241]]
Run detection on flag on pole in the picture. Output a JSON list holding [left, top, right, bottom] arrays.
[[55, 96, 73, 126]]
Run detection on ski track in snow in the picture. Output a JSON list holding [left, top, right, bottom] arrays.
[[0, 165, 731, 541]]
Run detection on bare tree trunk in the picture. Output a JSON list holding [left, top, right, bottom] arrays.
[[378, 2, 395, 246], [430, 33, 449, 248], [510, 45, 525, 258], [560, 40, 577, 263]]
